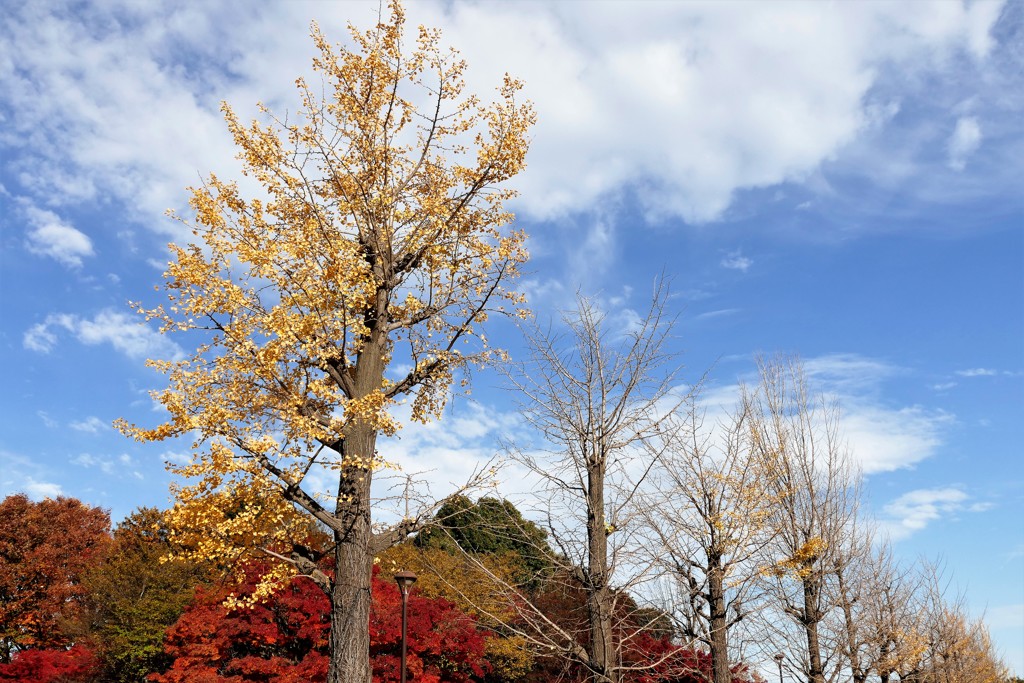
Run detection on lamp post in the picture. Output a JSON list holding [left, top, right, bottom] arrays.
[[394, 571, 417, 683], [773, 653, 784, 683]]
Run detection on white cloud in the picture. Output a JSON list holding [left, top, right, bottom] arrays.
[[70, 416, 107, 433], [0, 451, 63, 500], [956, 367, 997, 377], [841, 404, 953, 473], [22, 309, 183, 360], [803, 353, 900, 392], [36, 410, 58, 428], [0, 0, 1006, 244], [720, 251, 753, 272], [72, 453, 116, 475], [701, 353, 950, 474], [694, 308, 740, 321], [931, 381, 958, 391], [947, 116, 982, 170], [22, 203, 94, 267], [366, 398, 524, 521], [24, 478, 63, 500], [23, 322, 58, 353], [880, 487, 973, 541]]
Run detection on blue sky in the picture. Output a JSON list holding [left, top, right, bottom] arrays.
[[1, 0, 1021, 674]]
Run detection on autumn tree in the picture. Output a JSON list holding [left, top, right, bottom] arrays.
[[116, 3, 533, 682], [828, 529, 919, 683], [748, 356, 860, 683], [0, 494, 110, 662], [897, 561, 1009, 683], [862, 547, 926, 683], [639, 388, 779, 683]]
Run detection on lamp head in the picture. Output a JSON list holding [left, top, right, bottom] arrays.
[[394, 570, 417, 593]]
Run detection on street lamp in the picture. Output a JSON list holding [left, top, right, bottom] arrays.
[[394, 571, 418, 683], [773, 653, 784, 683]]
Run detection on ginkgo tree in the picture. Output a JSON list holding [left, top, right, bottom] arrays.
[[117, 3, 534, 682]]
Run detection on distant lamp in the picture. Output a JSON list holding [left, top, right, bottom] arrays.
[[394, 571, 417, 683], [773, 653, 785, 683]]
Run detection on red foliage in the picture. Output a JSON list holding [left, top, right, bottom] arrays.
[[0, 494, 110, 659], [152, 563, 489, 683], [0, 644, 100, 683], [370, 571, 489, 683]]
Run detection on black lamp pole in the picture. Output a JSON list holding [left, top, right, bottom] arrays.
[[774, 653, 784, 683], [395, 571, 417, 683]]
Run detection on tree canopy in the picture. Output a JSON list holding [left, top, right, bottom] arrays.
[[115, 2, 534, 681], [0, 494, 110, 662]]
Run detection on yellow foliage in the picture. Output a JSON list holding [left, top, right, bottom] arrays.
[[484, 634, 534, 682], [376, 544, 520, 622], [116, 0, 534, 601], [767, 536, 828, 579]]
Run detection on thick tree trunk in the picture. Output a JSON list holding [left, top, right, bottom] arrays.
[[587, 456, 616, 683], [327, 418, 378, 683], [707, 558, 730, 683]]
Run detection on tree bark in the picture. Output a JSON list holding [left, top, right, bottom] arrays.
[[326, 417, 377, 683], [708, 558, 730, 683], [587, 453, 616, 683], [803, 577, 825, 683]]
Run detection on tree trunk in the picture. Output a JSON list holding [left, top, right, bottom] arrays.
[[803, 577, 825, 683], [708, 558, 730, 683], [327, 418, 378, 683], [837, 569, 867, 683], [587, 455, 616, 683]]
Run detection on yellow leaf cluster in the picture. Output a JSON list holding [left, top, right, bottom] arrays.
[[767, 536, 828, 579], [117, 0, 534, 586]]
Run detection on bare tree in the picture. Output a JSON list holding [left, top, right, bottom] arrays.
[[749, 356, 861, 683], [491, 283, 686, 683], [830, 521, 887, 683], [639, 387, 780, 683]]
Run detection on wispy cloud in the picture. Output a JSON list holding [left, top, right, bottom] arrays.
[[36, 411, 58, 428], [985, 603, 1024, 631], [700, 353, 950, 474], [720, 251, 753, 272], [955, 367, 997, 377], [70, 416, 108, 433], [72, 452, 143, 480], [803, 353, 900, 392], [72, 453, 115, 475], [0, 451, 63, 500], [694, 308, 741, 321], [22, 202, 94, 268], [842, 405, 954, 474], [23, 310, 182, 360], [879, 487, 984, 541], [947, 116, 982, 171]]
